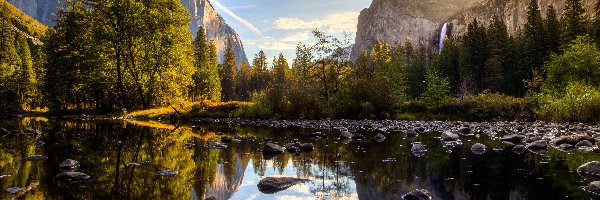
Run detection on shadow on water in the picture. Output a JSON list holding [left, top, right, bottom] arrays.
[[0, 118, 598, 199]]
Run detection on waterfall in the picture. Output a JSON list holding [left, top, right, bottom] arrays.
[[438, 23, 448, 53]]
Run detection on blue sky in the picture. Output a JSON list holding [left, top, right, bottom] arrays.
[[208, 0, 371, 64]]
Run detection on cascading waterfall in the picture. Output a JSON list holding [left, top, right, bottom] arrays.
[[438, 22, 449, 53]]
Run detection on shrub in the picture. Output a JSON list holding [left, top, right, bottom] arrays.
[[538, 83, 600, 122], [458, 93, 525, 121]]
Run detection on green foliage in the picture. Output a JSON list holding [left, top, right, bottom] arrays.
[[421, 67, 450, 109], [191, 27, 221, 102], [0, 0, 48, 38], [562, 0, 587, 44], [543, 36, 600, 92], [220, 39, 237, 101], [538, 82, 600, 122], [459, 93, 525, 121]]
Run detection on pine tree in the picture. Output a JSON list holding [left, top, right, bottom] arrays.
[[433, 37, 460, 95], [236, 60, 250, 101], [221, 39, 237, 101], [524, 0, 545, 72], [485, 15, 508, 92], [592, 0, 600, 47], [460, 19, 488, 94], [250, 50, 269, 93], [562, 0, 586, 44], [14, 33, 35, 110], [0, 5, 17, 79], [191, 28, 221, 101], [545, 5, 561, 55], [406, 41, 427, 98]]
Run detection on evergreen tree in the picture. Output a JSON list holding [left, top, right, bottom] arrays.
[[250, 50, 269, 93], [592, 0, 600, 47], [0, 5, 17, 79], [545, 5, 561, 55], [433, 37, 460, 95], [524, 0, 545, 72], [406, 41, 427, 98], [459, 19, 488, 94], [562, 0, 587, 44], [236, 60, 250, 101], [485, 15, 508, 92], [221, 39, 237, 101], [191, 28, 221, 101], [14, 33, 35, 110]]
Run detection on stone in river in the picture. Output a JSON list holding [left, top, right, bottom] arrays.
[[300, 143, 314, 152], [262, 143, 284, 154], [578, 161, 600, 181], [402, 189, 432, 200], [441, 131, 459, 141], [526, 140, 548, 150], [5, 187, 22, 195], [55, 171, 91, 182], [59, 159, 80, 171], [257, 177, 309, 194], [471, 143, 486, 155], [155, 170, 178, 177], [24, 155, 47, 161], [374, 133, 386, 142], [411, 142, 427, 157]]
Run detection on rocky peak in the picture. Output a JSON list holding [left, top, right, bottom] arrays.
[[352, 0, 596, 61]]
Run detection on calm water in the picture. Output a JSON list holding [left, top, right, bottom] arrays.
[[0, 118, 598, 200]]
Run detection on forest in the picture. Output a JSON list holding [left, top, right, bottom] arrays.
[[1, 0, 600, 122]]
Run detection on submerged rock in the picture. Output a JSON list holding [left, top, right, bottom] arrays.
[[5, 187, 22, 195], [471, 143, 486, 155], [155, 170, 178, 177], [576, 140, 594, 148], [257, 177, 309, 194], [352, 133, 365, 140], [500, 134, 525, 143], [24, 155, 47, 161], [512, 145, 526, 154], [411, 142, 427, 157], [584, 181, 600, 199], [286, 146, 300, 154], [262, 143, 284, 154], [300, 143, 314, 151], [550, 136, 577, 146], [441, 131, 459, 141], [340, 131, 353, 139], [59, 159, 80, 171], [55, 172, 91, 182], [402, 189, 432, 200], [578, 161, 600, 181], [374, 133, 386, 142]]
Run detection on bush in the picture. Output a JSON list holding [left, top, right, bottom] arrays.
[[461, 93, 525, 121], [538, 83, 600, 122]]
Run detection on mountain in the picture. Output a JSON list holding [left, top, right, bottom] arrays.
[[1, 0, 47, 44], [181, 0, 248, 67], [351, 0, 596, 61], [7, 0, 248, 66]]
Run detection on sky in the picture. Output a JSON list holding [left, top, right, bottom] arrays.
[[208, 0, 372, 64]]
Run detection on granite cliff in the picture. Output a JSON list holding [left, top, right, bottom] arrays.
[[352, 0, 596, 61], [8, 0, 248, 66]]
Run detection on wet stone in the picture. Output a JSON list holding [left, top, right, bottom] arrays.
[[500, 134, 525, 143], [300, 143, 314, 151], [578, 161, 600, 181], [471, 143, 486, 155], [411, 142, 427, 157], [257, 177, 309, 194], [402, 189, 432, 200], [59, 159, 80, 171], [526, 140, 548, 150], [576, 140, 594, 148], [155, 170, 178, 177], [5, 187, 22, 195], [441, 131, 459, 141], [374, 133, 386, 142], [262, 143, 284, 154], [55, 171, 91, 182], [512, 145, 526, 154], [340, 131, 353, 139]]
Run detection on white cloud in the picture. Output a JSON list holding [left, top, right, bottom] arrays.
[[281, 32, 310, 42], [273, 11, 360, 32], [259, 41, 298, 51], [209, 0, 263, 37]]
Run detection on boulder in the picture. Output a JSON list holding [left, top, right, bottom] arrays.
[[500, 134, 525, 143], [55, 171, 91, 182], [441, 131, 459, 141], [340, 131, 353, 139], [221, 137, 233, 143], [458, 127, 471, 135], [526, 140, 548, 150], [471, 143, 486, 154], [411, 142, 427, 157], [576, 140, 594, 148], [402, 189, 432, 200], [286, 146, 300, 154], [59, 159, 80, 171], [578, 161, 600, 181], [352, 133, 365, 140], [257, 177, 309, 194], [550, 136, 578, 146], [262, 143, 284, 154], [584, 181, 600, 199], [512, 145, 526, 154], [374, 133, 386, 142]]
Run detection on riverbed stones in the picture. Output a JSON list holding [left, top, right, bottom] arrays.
[[221, 137, 233, 143], [458, 127, 471, 135], [441, 131, 459, 141], [55, 171, 91, 182], [512, 145, 526, 154], [340, 131, 353, 140], [578, 161, 600, 181], [585, 181, 600, 199], [374, 133, 386, 142], [576, 140, 595, 148], [59, 159, 79, 171], [352, 133, 365, 140], [24, 155, 47, 161], [262, 143, 284, 154], [550, 136, 578, 146], [257, 177, 309, 194], [411, 142, 427, 157], [300, 143, 314, 151], [402, 189, 432, 200]]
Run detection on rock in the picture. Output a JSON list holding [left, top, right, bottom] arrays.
[[284, 143, 301, 149], [262, 143, 284, 154], [458, 127, 471, 135], [24, 155, 47, 161], [33, 141, 45, 146], [257, 177, 309, 194], [300, 143, 314, 151], [352, 133, 365, 140], [155, 170, 178, 177], [221, 137, 233, 143], [471, 143, 486, 154], [579, 161, 600, 181], [577, 140, 594, 148], [411, 142, 427, 157], [126, 162, 141, 167], [55, 171, 91, 182], [584, 181, 600, 199], [550, 136, 578, 146], [308, 132, 324, 138], [59, 159, 80, 171], [209, 143, 228, 149], [558, 143, 574, 150], [205, 197, 217, 200], [5, 187, 22, 195], [441, 131, 459, 141], [526, 140, 548, 150], [500, 134, 526, 143], [374, 133, 386, 142], [340, 131, 353, 139], [402, 189, 432, 200], [286, 146, 300, 154], [512, 145, 526, 154]]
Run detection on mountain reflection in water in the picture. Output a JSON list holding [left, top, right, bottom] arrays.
[[0, 118, 598, 199]]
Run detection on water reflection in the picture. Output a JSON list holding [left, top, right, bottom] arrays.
[[0, 118, 599, 199]]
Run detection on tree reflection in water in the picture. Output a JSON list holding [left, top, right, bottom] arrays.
[[0, 118, 599, 199]]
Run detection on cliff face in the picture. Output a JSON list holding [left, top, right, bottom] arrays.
[[352, 0, 596, 61], [8, 0, 248, 66]]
